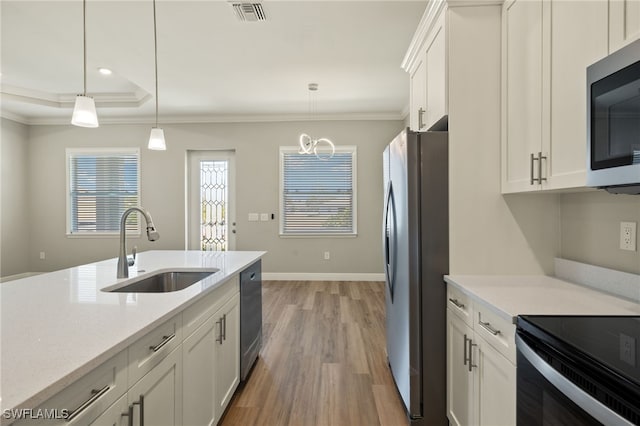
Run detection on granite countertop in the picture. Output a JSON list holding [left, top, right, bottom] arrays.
[[0, 250, 265, 416], [444, 274, 640, 323]]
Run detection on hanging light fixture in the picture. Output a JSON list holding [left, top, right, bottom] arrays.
[[71, 0, 99, 128], [299, 83, 335, 160], [148, 0, 166, 150]]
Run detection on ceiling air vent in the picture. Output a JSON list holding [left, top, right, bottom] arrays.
[[230, 2, 266, 22]]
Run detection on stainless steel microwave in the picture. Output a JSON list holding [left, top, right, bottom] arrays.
[[587, 39, 640, 194]]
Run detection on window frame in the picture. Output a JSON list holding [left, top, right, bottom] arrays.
[[65, 147, 141, 237], [279, 145, 357, 237]]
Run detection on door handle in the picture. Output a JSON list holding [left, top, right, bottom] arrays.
[[538, 152, 547, 183], [530, 153, 539, 184], [468, 339, 477, 372], [418, 107, 426, 129]]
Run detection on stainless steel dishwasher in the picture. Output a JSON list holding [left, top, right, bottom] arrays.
[[240, 259, 262, 381]]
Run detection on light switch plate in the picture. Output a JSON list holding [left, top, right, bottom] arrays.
[[248, 213, 259, 222], [260, 213, 269, 221]]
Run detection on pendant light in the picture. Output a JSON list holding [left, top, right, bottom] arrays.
[[71, 0, 99, 128], [298, 83, 335, 160], [148, 0, 166, 150]]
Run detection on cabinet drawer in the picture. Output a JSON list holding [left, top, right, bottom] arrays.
[[128, 314, 182, 387], [14, 350, 127, 425], [183, 275, 239, 338], [474, 302, 516, 364], [447, 284, 473, 326]]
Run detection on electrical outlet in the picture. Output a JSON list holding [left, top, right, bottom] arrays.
[[323, 251, 330, 260], [620, 333, 636, 366], [620, 221, 637, 251], [248, 213, 259, 222], [260, 213, 269, 221]]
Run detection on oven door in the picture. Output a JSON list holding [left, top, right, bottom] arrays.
[[516, 334, 634, 426]]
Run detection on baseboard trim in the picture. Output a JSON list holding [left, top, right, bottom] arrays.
[[262, 272, 385, 282]]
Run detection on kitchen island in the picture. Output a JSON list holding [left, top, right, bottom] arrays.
[[0, 250, 265, 424]]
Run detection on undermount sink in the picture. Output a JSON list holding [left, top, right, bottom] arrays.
[[104, 270, 218, 293]]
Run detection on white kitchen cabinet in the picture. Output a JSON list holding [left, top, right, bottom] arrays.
[[13, 350, 128, 426], [89, 395, 128, 426], [404, 1, 447, 132], [501, 0, 608, 193], [446, 292, 516, 426], [127, 346, 183, 426], [183, 317, 218, 426], [215, 293, 240, 414], [610, 0, 640, 52]]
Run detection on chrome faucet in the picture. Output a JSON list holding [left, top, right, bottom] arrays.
[[117, 207, 160, 278]]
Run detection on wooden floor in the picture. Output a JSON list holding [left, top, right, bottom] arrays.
[[220, 280, 408, 426]]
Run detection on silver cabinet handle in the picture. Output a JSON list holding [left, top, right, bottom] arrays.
[[468, 339, 477, 372], [222, 313, 227, 341], [479, 320, 501, 336], [216, 318, 223, 344], [538, 152, 547, 182], [418, 107, 426, 129], [463, 334, 469, 366], [449, 298, 465, 310], [66, 385, 110, 421], [132, 395, 144, 426], [530, 153, 538, 184], [149, 334, 175, 352], [121, 404, 134, 426]]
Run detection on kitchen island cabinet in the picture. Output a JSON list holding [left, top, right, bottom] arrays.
[[1, 250, 264, 426]]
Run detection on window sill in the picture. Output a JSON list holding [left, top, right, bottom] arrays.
[[279, 233, 357, 239], [66, 233, 142, 239]]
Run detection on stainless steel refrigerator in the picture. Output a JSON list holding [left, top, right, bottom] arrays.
[[382, 128, 448, 426]]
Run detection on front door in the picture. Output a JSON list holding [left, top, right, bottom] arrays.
[[187, 150, 236, 251]]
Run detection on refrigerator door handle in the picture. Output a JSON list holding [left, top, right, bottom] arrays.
[[383, 181, 396, 301]]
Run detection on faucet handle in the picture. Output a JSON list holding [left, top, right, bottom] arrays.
[[128, 246, 137, 267]]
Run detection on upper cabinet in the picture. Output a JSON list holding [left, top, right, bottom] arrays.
[[501, 0, 608, 193], [610, 0, 640, 52], [403, 1, 448, 132]]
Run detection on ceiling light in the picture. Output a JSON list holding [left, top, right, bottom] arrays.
[[298, 83, 335, 160], [148, 0, 166, 151], [98, 67, 113, 76], [71, 0, 99, 128]]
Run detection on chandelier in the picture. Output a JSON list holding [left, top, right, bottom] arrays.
[[298, 83, 335, 160]]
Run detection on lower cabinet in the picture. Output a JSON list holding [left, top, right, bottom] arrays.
[[182, 292, 240, 426], [447, 297, 516, 426]]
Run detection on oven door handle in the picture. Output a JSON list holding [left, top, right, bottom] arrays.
[[516, 334, 635, 426]]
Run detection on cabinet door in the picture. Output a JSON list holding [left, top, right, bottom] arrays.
[[502, 0, 544, 193], [547, 0, 608, 190], [128, 347, 183, 426], [89, 395, 129, 426], [215, 293, 240, 414], [446, 310, 475, 426], [474, 337, 516, 426], [425, 12, 447, 129], [610, 0, 640, 52], [410, 54, 427, 131], [183, 317, 218, 426]]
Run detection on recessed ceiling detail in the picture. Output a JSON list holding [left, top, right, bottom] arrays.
[[230, 2, 266, 22], [1, 84, 151, 109]]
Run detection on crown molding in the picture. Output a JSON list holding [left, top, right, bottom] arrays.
[[0, 110, 29, 125], [401, 0, 447, 72], [0, 85, 151, 108], [18, 111, 405, 126]]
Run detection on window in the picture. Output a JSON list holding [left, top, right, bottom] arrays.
[[279, 146, 357, 236], [66, 148, 140, 235]]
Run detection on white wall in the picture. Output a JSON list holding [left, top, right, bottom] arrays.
[[24, 119, 403, 274], [447, 5, 560, 275], [561, 191, 640, 274], [1, 118, 30, 277]]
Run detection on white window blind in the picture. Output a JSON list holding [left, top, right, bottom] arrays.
[[280, 146, 356, 235], [67, 148, 140, 234]]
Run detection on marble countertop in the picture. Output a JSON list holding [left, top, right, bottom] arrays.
[[0, 250, 265, 416], [444, 274, 640, 323]]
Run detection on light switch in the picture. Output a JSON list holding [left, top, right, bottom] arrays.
[[248, 213, 259, 222], [260, 213, 269, 221]]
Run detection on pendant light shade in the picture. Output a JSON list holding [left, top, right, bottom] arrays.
[[147, 0, 166, 150], [71, 0, 99, 128], [148, 127, 166, 150], [71, 95, 99, 128]]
